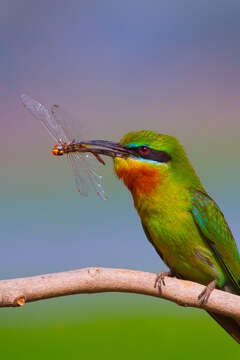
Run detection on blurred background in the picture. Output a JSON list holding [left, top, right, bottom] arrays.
[[1, 0, 240, 357]]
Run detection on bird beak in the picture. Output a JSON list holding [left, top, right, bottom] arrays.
[[79, 140, 135, 159]]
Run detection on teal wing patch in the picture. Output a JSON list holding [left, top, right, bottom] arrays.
[[190, 188, 240, 292]]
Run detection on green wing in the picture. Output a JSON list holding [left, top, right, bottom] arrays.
[[190, 188, 240, 292]]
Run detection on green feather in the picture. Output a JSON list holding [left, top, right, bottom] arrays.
[[190, 188, 240, 293]]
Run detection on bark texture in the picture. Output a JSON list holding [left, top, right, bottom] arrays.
[[0, 267, 239, 320]]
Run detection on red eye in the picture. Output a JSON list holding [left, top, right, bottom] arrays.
[[139, 146, 150, 155]]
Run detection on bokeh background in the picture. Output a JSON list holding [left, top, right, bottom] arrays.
[[1, 0, 240, 358]]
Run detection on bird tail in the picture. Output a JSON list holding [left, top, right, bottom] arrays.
[[208, 311, 240, 343]]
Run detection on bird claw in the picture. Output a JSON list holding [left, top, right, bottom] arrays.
[[154, 270, 175, 293], [198, 279, 216, 305]]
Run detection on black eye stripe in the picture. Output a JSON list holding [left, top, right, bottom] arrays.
[[129, 146, 171, 163]]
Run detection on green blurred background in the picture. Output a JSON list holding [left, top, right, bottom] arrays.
[[1, 0, 240, 357]]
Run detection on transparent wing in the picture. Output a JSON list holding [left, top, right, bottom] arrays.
[[50, 103, 90, 144], [71, 153, 107, 200], [50, 104, 75, 143], [68, 153, 89, 196], [21, 94, 70, 143]]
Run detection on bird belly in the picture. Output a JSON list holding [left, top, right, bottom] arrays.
[[143, 213, 226, 287]]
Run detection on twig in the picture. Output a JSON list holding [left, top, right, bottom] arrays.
[[0, 267, 239, 320]]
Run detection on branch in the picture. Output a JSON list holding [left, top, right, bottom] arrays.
[[0, 267, 240, 319]]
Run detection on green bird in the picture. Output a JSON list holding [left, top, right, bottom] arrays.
[[84, 131, 240, 343]]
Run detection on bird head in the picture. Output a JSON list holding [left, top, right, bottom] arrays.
[[83, 130, 203, 199]]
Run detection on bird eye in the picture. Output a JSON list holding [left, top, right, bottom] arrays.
[[139, 146, 150, 155]]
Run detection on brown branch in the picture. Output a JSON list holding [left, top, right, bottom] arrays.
[[0, 267, 240, 319]]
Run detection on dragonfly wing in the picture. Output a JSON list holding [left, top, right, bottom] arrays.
[[50, 104, 75, 143], [68, 153, 89, 196], [74, 153, 107, 200], [21, 94, 70, 143]]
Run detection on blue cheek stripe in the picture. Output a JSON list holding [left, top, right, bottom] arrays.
[[130, 157, 168, 166], [126, 143, 147, 148]]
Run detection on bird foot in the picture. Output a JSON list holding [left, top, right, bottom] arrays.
[[198, 279, 216, 305], [154, 270, 176, 293]]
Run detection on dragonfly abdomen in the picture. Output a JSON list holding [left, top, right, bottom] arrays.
[[52, 143, 84, 156]]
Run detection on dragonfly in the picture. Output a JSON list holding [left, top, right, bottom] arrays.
[[21, 94, 108, 199]]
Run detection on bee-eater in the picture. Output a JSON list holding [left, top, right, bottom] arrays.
[[85, 131, 240, 343]]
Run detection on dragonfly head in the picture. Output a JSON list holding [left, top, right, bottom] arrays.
[[52, 144, 64, 156]]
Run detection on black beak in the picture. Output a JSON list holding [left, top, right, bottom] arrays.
[[79, 140, 135, 159]]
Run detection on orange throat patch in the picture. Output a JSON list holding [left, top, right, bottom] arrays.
[[114, 158, 162, 197]]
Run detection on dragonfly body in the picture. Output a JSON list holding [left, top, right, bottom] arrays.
[[52, 143, 87, 156]]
